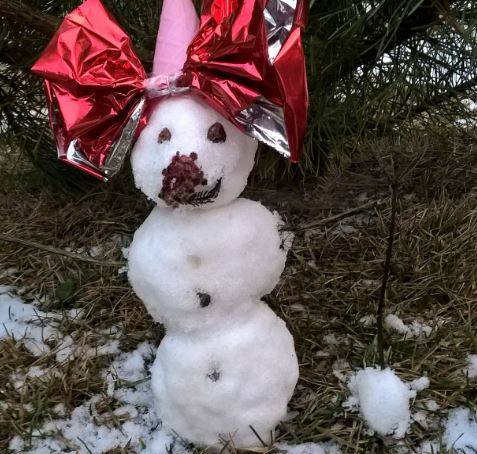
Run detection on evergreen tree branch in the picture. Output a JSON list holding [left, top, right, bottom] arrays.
[[0, 1, 59, 37], [321, 0, 457, 85], [400, 76, 477, 119]]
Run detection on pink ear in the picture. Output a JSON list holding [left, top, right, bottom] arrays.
[[152, 0, 200, 77]]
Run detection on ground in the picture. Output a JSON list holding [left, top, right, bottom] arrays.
[[0, 129, 476, 453]]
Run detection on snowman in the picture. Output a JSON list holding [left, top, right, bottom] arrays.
[[32, 0, 307, 448], [127, 0, 299, 448]]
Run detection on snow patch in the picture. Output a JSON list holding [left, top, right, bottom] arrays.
[[359, 314, 376, 327], [410, 376, 430, 392], [385, 314, 432, 338], [443, 407, 477, 453], [8, 341, 188, 454], [466, 354, 477, 378], [279, 441, 341, 454], [0, 286, 58, 356]]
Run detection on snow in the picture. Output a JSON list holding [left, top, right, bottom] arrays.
[[131, 95, 257, 209], [279, 441, 341, 454], [409, 377, 430, 392], [0, 286, 57, 356], [8, 341, 186, 454], [359, 314, 376, 327], [419, 440, 440, 453], [385, 314, 432, 338], [442, 408, 477, 453], [344, 367, 428, 439], [466, 354, 477, 378], [425, 400, 440, 412]]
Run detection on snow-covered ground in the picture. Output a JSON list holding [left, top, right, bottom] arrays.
[[0, 286, 338, 453], [3, 285, 477, 453]]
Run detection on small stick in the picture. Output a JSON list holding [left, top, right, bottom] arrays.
[[295, 198, 385, 231], [249, 425, 267, 447], [0, 233, 124, 267], [376, 183, 398, 369]]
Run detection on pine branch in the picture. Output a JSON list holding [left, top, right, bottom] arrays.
[[399, 76, 477, 120], [0, 1, 59, 37], [321, 0, 457, 85], [0, 0, 154, 64]]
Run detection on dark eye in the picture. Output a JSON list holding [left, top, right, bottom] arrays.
[[207, 122, 227, 143], [158, 128, 172, 143]]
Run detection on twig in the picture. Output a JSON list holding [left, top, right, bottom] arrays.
[[249, 425, 267, 447], [376, 183, 398, 369], [0, 234, 124, 267], [295, 199, 385, 231]]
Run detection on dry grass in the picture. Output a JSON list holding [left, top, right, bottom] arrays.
[[0, 128, 476, 453]]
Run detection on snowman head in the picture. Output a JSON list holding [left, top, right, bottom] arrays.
[[131, 95, 257, 209], [130, 0, 257, 208]]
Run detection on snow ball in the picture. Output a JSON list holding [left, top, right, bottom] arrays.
[[344, 367, 423, 439], [131, 94, 257, 209], [151, 303, 298, 447], [128, 198, 288, 330], [443, 407, 477, 453]]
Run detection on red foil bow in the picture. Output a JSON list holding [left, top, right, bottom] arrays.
[[32, 0, 308, 180]]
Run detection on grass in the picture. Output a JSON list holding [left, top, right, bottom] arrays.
[[0, 127, 476, 452]]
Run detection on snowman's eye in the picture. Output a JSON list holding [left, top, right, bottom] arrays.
[[158, 128, 172, 143], [207, 122, 227, 143]]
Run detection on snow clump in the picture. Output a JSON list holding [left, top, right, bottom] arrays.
[[344, 367, 429, 439]]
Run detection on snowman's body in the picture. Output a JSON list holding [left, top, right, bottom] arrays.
[[129, 95, 298, 448]]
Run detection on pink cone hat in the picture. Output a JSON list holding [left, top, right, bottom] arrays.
[[152, 0, 200, 77]]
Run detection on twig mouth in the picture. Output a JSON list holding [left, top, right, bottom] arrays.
[[185, 178, 222, 206]]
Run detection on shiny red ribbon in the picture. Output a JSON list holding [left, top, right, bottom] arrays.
[[32, 0, 308, 180]]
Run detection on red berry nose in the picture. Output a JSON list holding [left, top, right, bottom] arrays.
[[159, 152, 205, 207]]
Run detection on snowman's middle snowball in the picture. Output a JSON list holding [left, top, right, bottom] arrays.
[[128, 198, 289, 332]]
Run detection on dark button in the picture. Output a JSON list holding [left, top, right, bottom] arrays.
[[207, 369, 221, 382], [197, 292, 211, 308]]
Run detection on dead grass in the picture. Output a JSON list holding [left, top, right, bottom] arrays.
[[0, 128, 476, 452]]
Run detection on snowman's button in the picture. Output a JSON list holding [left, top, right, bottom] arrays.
[[197, 292, 211, 308], [207, 368, 221, 382]]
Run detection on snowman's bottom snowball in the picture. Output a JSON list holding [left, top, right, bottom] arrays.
[[151, 303, 299, 448]]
